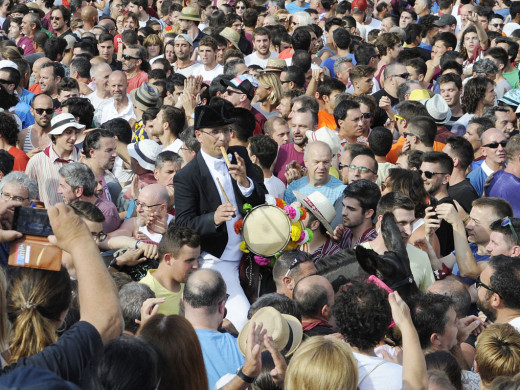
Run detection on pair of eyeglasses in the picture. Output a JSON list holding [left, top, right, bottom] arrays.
[[392, 72, 410, 79], [475, 275, 501, 297], [34, 108, 53, 115], [501, 216, 520, 245], [280, 80, 292, 84], [362, 112, 371, 119], [1, 192, 28, 202], [394, 114, 404, 121], [0, 79, 11, 85], [284, 252, 305, 277], [483, 140, 508, 148], [122, 54, 139, 60], [135, 199, 163, 210], [50, 16, 62, 21], [200, 128, 232, 137], [346, 164, 376, 174], [91, 231, 107, 242], [235, 5, 246, 9], [417, 170, 447, 179], [491, 23, 504, 27]]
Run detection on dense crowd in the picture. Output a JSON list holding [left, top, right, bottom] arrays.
[[0, 0, 517, 388]]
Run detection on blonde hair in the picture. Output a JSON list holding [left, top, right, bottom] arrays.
[[475, 323, 520, 385], [285, 336, 358, 390], [258, 73, 283, 106], [144, 34, 164, 54]]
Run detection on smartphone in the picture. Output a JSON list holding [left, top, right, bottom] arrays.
[[12, 207, 53, 237], [427, 197, 439, 220]]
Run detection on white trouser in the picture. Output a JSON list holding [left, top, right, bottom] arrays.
[[200, 257, 250, 332]]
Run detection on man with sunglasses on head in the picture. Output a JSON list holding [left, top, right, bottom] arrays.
[[272, 250, 316, 299], [174, 103, 266, 331], [486, 135, 520, 217], [467, 128, 507, 197]]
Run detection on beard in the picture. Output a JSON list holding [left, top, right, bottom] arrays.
[[477, 293, 497, 322]]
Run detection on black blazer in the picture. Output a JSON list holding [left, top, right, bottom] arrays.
[[174, 146, 266, 258]]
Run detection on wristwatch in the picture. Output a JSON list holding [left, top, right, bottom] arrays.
[[236, 367, 255, 383]]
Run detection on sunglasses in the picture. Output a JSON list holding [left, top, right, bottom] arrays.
[[284, 252, 306, 277], [34, 108, 54, 115], [362, 112, 371, 119], [483, 140, 508, 148], [50, 16, 62, 20], [225, 89, 244, 95], [417, 170, 447, 179], [501, 216, 519, 245], [475, 275, 501, 296], [491, 23, 504, 27], [392, 72, 410, 79], [346, 164, 376, 174], [122, 54, 139, 60], [235, 5, 246, 9]]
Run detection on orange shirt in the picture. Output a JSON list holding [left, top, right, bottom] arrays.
[[386, 137, 446, 164], [8, 146, 29, 172], [28, 83, 41, 94], [318, 109, 337, 130], [126, 71, 149, 93]]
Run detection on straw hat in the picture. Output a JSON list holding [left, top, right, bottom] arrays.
[[220, 27, 240, 50], [259, 58, 287, 72], [238, 307, 303, 357], [179, 6, 201, 21], [293, 191, 336, 235]]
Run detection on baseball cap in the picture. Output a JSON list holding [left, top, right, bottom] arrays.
[[351, 0, 369, 12], [221, 74, 258, 101], [434, 14, 457, 27]]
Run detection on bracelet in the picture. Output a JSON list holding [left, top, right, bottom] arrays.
[[462, 214, 470, 224], [109, 258, 122, 271], [135, 240, 141, 249], [236, 367, 255, 383]]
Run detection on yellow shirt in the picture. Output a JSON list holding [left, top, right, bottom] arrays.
[[139, 269, 183, 315]]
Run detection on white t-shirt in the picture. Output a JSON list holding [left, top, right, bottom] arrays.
[[163, 138, 183, 154], [174, 62, 202, 78], [509, 317, 520, 332], [87, 92, 111, 126], [244, 51, 278, 68], [192, 63, 223, 84], [354, 352, 402, 390], [264, 175, 285, 199]]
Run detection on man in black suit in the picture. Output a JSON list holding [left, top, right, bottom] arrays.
[[174, 103, 266, 330]]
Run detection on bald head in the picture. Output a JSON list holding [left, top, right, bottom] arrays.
[[108, 71, 127, 101], [183, 269, 227, 312], [82, 5, 98, 21], [482, 128, 507, 145], [140, 183, 169, 204], [293, 275, 334, 319], [98, 18, 115, 32], [427, 278, 471, 319], [32, 93, 53, 108], [304, 140, 332, 160]]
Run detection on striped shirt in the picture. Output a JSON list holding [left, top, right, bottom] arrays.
[[25, 145, 80, 207], [311, 238, 342, 262], [338, 226, 378, 250]]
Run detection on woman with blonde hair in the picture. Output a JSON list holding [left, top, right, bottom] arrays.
[[143, 34, 163, 60], [285, 336, 358, 390], [255, 72, 283, 117]]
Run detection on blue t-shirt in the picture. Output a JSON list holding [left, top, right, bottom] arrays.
[[467, 165, 489, 197], [284, 176, 346, 205], [195, 329, 245, 390], [486, 170, 520, 217], [322, 54, 357, 79], [452, 243, 490, 285], [285, 1, 309, 13]]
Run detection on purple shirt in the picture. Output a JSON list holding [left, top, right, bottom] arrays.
[[485, 170, 520, 217], [17, 36, 35, 55], [273, 143, 305, 186], [95, 197, 122, 233]]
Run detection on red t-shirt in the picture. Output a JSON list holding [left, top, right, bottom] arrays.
[[126, 71, 149, 93], [8, 146, 29, 172], [273, 143, 305, 185]]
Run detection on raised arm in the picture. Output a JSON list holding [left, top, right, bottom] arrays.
[[48, 204, 122, 344]]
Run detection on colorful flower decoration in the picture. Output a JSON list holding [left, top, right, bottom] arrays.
[[242, 203, 253, 214], [275, 198, 285, 209], [254, 255, 270, 266], [239, 241, 249, 253], [291, 223, 302, 242], [234, 219, 243, 234]]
